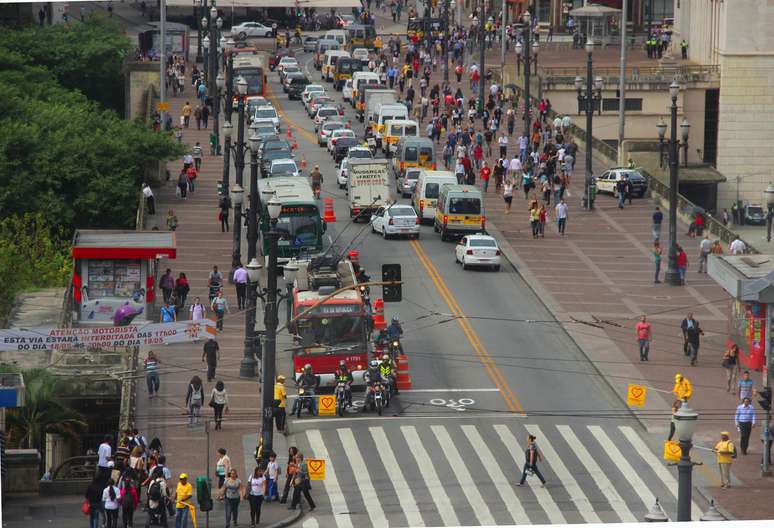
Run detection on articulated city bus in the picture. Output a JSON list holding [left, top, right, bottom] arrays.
[[257, 177, 326, 263]]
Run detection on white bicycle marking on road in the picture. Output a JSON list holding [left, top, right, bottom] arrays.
[[429, 397, 475, 411]]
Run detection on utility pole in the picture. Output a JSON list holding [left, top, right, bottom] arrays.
[[500, 0, 506, 70], [159, 0, 166, 129], [477, 1, 486, 114], [617, 0, 627, 164], [443, 0, 450, 82], [763, 303, 772, 476]]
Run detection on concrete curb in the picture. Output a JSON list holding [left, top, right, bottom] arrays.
[[265, 507, 304, 528]]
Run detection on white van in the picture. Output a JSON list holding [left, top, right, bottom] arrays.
[[323, 49, 350, 82], [351, 71, 380, 103], [323, 29, 349, 47], [412, 170, 457, 223], [374, 103, 408, 148], [383, 119, 419, 154]]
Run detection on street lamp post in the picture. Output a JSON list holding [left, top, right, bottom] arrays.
[[259, 196, 284, 464], [232, 77, 248, 269], [657, 81, 689, 286], [575, 40, 603, 210], [673, 401, 699, 522], [220, 53, 233, 200], [477, 2, 487, 115], [209, 7, 222, 156], [195, 0, 203, 63], [202, 32, 209, 84], [515, 11, 531, 138], [442, 0, 453, 83], [240, 258, 261, 378], [283, 259, 299, 324]]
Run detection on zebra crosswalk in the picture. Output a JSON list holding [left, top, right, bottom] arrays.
[[297, 420, 702, 527]]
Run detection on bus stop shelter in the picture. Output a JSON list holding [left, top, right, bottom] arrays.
[[568, 4, 622, 47]]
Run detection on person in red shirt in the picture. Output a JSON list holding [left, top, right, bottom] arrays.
[[473, 144, 483, 169], [677, 245, 688, 285], [635, 315, 652, 361], [455, 64, 464, 82], [480, 161, 491, 192], [461, 155, 472, 185]]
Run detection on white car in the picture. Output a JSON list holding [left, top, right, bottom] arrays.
[[307, 95, 335, 117], [352, 48, 370, 62], [346, 146, 373, 160], [371, 204, 420, 239], [455, 234, 501, 271], [277, 57, 298, 74], [302, 85, 325, 106], [317, 120, 345, 146], [269, 158, 300, 178], [337, 158, 350, 188], [342, 79, 354, 102], [253, 106, 280, 132], [327, 128, 356, 154], [314, 106, 342, 128], [231, 22, 272, 39]]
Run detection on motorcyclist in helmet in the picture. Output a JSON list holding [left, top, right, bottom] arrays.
[[379, 353, 398, 395], [386, 315, 404, 355], [295, 364, 320, 415], [363, 359, 384, 411], [335, 360, 353, 406]]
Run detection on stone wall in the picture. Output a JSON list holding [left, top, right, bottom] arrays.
[[715, 53, 774, 210], [124, 61, 161, 122]]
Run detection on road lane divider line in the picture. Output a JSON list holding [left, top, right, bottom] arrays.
[[409, 239, 525, 415]]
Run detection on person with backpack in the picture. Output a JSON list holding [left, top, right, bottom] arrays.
[[517, 434, 547, 487], [146, 469, 169, 526], [192, 142, 203, 170], [120, 479, 138, 528], [185, 164, 197, 193], [177, 168, 189, 199], [185, 376, 204, 425]]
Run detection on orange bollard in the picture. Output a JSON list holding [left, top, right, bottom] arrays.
[[300, 155, 307, 170], [373, 298, 386, 330], [396, 354, 412, 390], [323, 197, 336, 222]]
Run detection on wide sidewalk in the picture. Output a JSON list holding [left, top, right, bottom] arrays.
[[419, 37, 773, 520]]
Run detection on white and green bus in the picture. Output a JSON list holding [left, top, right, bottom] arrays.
[[257, 177, 326, 262]]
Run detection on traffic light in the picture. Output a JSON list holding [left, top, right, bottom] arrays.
[[382, 263, 402, 302], [196, 476, 213, 512], [759, 386, 772, 411], [296, 7, 302, 17]]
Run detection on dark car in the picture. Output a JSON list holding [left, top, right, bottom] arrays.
[[303, 36, 319, 52], [260, 139, 292, 159], [622, 171, 648, 197], [333, 137, 359, 163], [287, 75, 311, 100], [260, 148, 294, 177]]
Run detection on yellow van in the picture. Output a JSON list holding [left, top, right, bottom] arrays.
[[383, 119, 419, 154], [393, 136, 435, 175], [323, 50, 350, 82], [434, 184, 485, 241]]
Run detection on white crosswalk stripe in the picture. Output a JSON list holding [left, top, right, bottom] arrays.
[[525, 424, 602, 524], [338, 428, 389, 528], [369, 426, 425, 527], [401, 425, 460, 527], [494, 424, 567, 525], [557, 424, 639, 523], [461, 425, 530, 524], [432, 424, 496, 526], [300, 422, 690, 527], [619, 425, 703, 520], [305, 429, 354, 528]]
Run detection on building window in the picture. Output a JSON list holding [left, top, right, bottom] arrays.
[[602, 98, 643, 111], [536, 0, 550, 23]]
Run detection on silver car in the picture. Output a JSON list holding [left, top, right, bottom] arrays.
[[397, 168, 421, 198], [317, 120, 345, 146]]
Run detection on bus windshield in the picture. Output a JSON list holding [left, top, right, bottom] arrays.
[[274, 214, 319, 246], [297, 313, 365, 346], [235, 69, 264, 95]]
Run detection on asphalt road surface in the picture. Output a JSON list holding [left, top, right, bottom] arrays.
[[261, 50, 704, 527]]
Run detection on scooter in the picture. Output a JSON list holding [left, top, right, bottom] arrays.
[[335, 381, 349, 417], [388, 338, 402, 360]]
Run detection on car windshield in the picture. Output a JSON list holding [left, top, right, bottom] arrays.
[[449, 197, 481, 215], [405, 170, 420, 180], [319, 108, 338, 116], [284, 67, 300, 74], [297, 314, 364, 346], [256, 109, 276, 118], [255, 125, 275, 135], [389, 206, 415, 217], [425, 182, 440, 199], [748, 206, 764, 215], [470, 239, 496, 247], [280, 58, 297, 65], [263, 140, 289, 151], [349, 149, 372, 159], [264, 150, 292, 161], [334, 130, 355, 138], [272, 162, 296, 172], [323, 122, 343, 132]]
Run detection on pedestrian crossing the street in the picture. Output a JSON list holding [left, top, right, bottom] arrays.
[[298, 421, 702, 527]]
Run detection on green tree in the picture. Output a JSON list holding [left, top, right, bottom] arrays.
[[5, 368, 86, 450], [0, 15, 131, 113]]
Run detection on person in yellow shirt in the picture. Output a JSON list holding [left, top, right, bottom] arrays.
[[713, 431, 736, 488], [672, 373, 693, 401], [274, 375, 288, 434], [175, 473, 195, 527]]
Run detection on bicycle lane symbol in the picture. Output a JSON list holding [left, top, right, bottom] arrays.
[[429, 398, 475, 412]]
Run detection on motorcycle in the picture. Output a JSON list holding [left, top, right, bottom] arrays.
[[335, 381, 349, 417], [294, 386, 316, 418], [359, 284, 371, 311], [372, 381, 385, 416], [388, 338, 402, 360], [381, 377, 393, 407]]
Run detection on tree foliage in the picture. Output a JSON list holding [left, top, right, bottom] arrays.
[[4, 368, 86, 450], [0, 15, 131, 113]]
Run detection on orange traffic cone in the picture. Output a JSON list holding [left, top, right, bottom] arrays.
[[287, 127, 294, 139], [323, 197, 336, 222], [300, 155, 307, 170], [396, 354, 412, 391], [373, 298, 386, 330]]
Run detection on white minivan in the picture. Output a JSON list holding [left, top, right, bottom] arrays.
[[412, 170, 457, 223], [323, 49, 350, 82], [323, 29, 349, 47]]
